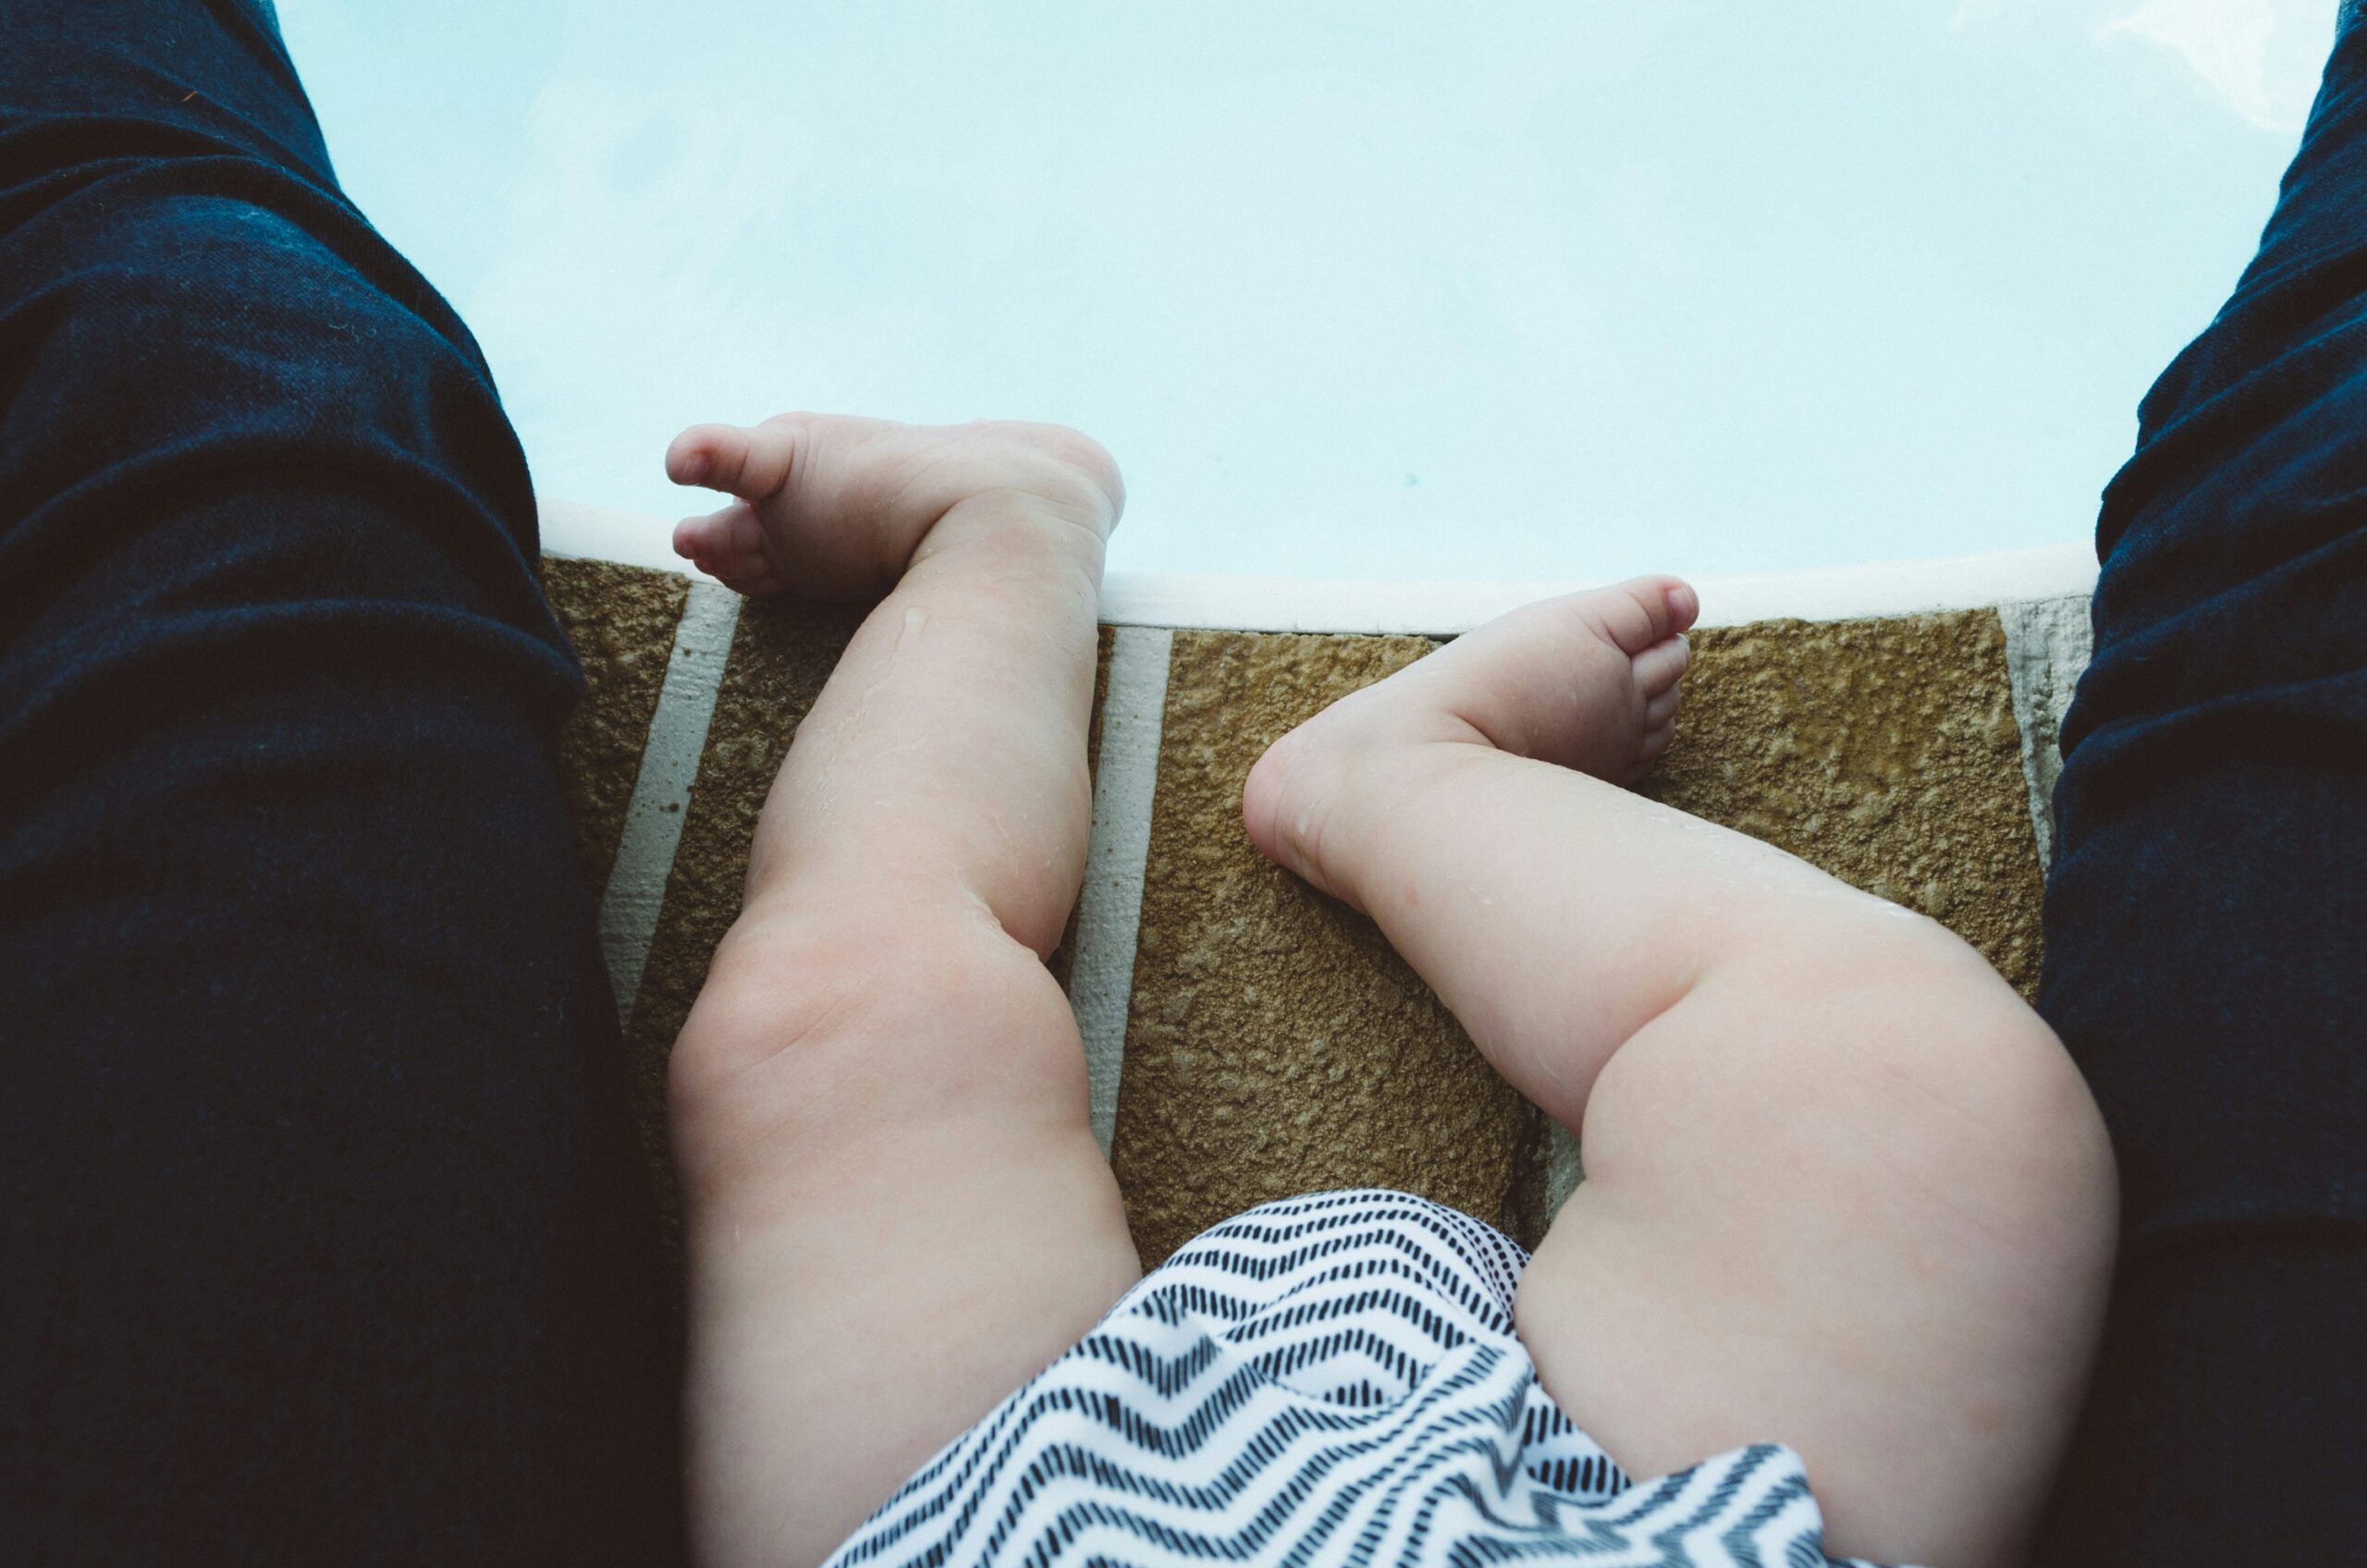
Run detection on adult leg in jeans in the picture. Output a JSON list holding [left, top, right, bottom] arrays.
[[0, 3, 682, 1562], [2031, 6, 2367, 1559]]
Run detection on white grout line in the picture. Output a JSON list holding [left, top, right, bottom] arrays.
[[596, 581, 744, 1028], [1996, 595, 2096, 870], [1067, 627, 1175, 1157], [1540, 1122, 1586, 1227]]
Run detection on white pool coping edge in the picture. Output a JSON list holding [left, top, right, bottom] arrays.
[[1095, 545, 2099, 634], [543, 499, 2098, 636]]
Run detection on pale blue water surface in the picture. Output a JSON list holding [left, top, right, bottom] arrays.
[[277, 0, 2333, 581]]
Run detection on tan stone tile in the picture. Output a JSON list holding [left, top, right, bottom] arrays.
[[1117, 611, 2044, 1261], [1110, 631, 1530, 1268], [544, 557, 690, 896], [1644, 609, 2045, 996]]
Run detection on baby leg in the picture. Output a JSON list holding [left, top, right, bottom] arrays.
[[1244, 580, 2116, 1568], [664, 415, 1140, 1568]]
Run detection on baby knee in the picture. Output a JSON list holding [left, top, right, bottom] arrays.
[[1594, 919, 2116, 1238], [670, 902, 1086, 1175]]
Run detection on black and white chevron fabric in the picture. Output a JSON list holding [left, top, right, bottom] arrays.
[[822, 1188, 1901, 1568]]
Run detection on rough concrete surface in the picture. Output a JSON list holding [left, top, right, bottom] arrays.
[[1645, 610, 2046, 995], [1115, 612, 2045, 1262], [545, 557, 691, 895], [1110, 631, 1530, 1268]]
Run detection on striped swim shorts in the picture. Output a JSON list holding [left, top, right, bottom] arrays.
[[821, 1188, 1897, 1567]]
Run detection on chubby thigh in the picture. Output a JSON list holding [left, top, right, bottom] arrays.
[[1514, 934, 2116, 1568]]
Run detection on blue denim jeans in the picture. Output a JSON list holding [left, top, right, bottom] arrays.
[[2030, 7, 2367, 1561], [0, 3, 681, 1562]]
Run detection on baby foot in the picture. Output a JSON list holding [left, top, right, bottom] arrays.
[[666, 413, 1123, 599], [1243, 576, 1697, 902]]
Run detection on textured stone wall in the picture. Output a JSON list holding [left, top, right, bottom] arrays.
[[1649, 612, 2045, 997], [1109, 631, 1529, 1268], [546, 557, 689, 894], [543, 558, 2071, 1262]]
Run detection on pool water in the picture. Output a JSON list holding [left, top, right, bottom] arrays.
[[281, 0, 2328, 581]]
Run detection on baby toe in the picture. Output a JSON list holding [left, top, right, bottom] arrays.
[[1632, 633, 1690, 697], [1588, 575, 1696, 655], [676, 503, 767, 569], [668, 420, 798, 502]]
